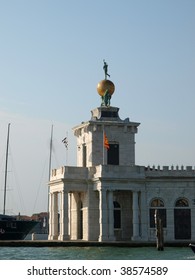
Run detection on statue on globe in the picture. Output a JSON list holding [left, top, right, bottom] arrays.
[[103, 60, 110, 80], [97, 60, 115, 107]]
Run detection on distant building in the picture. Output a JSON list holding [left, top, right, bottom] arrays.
[[31, 212, 48, 234], [48, 73, 195, 242]]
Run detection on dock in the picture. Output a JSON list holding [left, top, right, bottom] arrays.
[[0, 240, 192, 247]]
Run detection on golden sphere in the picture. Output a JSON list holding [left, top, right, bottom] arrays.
[[97, 79, 115, 96]]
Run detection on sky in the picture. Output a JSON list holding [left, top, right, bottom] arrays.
[[0, 0, 194, 216]]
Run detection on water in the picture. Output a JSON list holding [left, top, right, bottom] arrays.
[[0, 246, 194, 260]]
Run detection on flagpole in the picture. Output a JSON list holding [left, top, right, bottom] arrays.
[[66, 131, 68, 165], [103, 127, 110, 165], [103, 126, 105, 165]]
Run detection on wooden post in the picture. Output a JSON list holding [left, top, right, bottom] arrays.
[[155, 209, 164, 250]]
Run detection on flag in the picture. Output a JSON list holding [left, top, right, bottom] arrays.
[[62, 137, 68, 150], [104, 132, 110, 149]]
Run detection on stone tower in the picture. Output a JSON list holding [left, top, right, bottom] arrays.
[[73, 66, 140, 168], [73, 106, 140, 167]]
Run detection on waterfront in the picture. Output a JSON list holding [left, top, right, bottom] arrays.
[[0, 246, 194, 260]]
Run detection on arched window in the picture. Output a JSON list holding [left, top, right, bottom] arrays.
[[151, 199, 164, 207], [174, 197, 191, 239], [149, 198, 167, 228], [175, 198, 189, 207], [113, 201, 121, 229]]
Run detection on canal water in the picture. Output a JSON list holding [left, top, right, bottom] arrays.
[[0, 246, 194, 260]]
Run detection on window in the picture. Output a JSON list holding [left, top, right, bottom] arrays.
[[174, 198, 191, 239], [175, 198, 189, 207], [149, 198, 166, 228], [6, 222, 17, 228], [82, 145, 87, 167], [107, 144, 119, 165], [151, 199, 164, 207]]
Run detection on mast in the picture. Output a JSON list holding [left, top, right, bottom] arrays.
[[47, 125, 53, 232], [3, 123, 11, 215], [48, 124, 53, 183]]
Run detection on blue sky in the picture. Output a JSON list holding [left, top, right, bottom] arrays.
[[0, 0, 194, 215]]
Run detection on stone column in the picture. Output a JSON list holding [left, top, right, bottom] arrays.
[[98, 189, 108, 241], [59, 190, 69, 240], [139, 190, 148, 240], [58, 191, 62, 240], [49, 192, 58, 240], [68, 193, 71, 237], [108, 190, 115, 241], [132, 191, 140, 240], [48, 192, 52, 240]]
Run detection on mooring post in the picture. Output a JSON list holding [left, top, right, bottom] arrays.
[[155, 209, 164, 251]]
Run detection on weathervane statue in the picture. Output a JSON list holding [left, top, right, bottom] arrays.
[[103, 59, 110, 80], [97, 60, 115, 107]]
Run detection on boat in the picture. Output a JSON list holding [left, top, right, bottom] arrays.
[[189, 243, 195, 254], [0, 123, 38, 240], [0, 214, 38, 240]]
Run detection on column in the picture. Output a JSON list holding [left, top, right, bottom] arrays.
[[49, 192, 58, 240], [98, 189, 108, 241], [139, 190, 148, 240], [58, 191, 63, 240], [108, 190, 115, 241], [48, 192, 52, 240], [68, 193, 71, 237], [132, 191, 140, 240], [59, 190, 70, 240]]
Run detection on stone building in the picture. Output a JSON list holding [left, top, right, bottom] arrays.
[[48, 72, 195, 243]]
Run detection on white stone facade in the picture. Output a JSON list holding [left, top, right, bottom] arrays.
[[48, 106, 195, 242]]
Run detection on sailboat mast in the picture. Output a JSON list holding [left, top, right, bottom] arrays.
[[47, 125, 53, 216], [3, 123, 11, 215], [46, 125, 53, 233], [48, 124, 53, 182]]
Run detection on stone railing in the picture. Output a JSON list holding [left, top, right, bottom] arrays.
[[93, 164, 145, 179], [145, 165, 195, 177], [51, 166, 88, 180]]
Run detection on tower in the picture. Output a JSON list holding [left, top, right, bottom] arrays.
[[73, 64, 140, 168]]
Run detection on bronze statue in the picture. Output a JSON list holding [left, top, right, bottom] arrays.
[[103, 60, 110, 80], [97, 60, 114, 107], [101, 89, 112, 107]]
